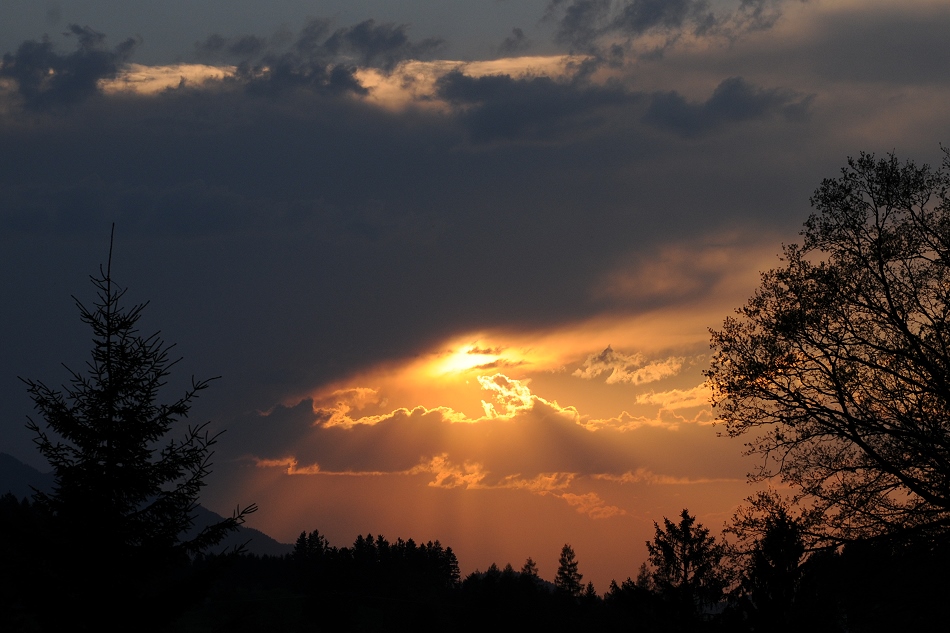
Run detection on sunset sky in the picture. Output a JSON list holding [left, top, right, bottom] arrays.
[[3, 0, 950, 590]]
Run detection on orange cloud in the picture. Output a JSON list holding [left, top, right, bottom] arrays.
[[411, 454, 489, 489], [560, 492, 627, 520], [635, 384, 713, 410], [259, 451, 626, 520], [356, 55, 588, 112], [99, 63, 235, 94], [573, 345, 689, 385], [593, 468, 743, 486]]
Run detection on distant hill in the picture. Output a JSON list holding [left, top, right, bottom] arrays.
[[0, 452, 292, 558], [0, 452, 54, 499], [190, 504, 293, 557]]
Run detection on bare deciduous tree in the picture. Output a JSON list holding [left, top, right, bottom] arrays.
[[708, 150, 950, 541]]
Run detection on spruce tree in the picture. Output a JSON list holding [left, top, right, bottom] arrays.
[[555, 543, 584, 597], [646, 509, 726, 617], [22, 232, 255, 629]]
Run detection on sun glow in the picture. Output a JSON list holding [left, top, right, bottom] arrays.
[[433, 343, 503, 376]]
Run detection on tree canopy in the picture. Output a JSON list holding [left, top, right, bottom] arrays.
[[708, 150, 950, 541]]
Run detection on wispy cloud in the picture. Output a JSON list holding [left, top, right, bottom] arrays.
[[594, 467, 743, 485], [259, 451, 625, 519], [635, 384, 712, 410], [561, 491, 626, 519]]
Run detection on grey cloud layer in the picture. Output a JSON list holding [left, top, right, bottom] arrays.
[[547, 0, 795, 53], [3, 2, 950, 468]]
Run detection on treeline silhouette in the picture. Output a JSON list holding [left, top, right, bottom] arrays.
[[5, 491, 945, 632]]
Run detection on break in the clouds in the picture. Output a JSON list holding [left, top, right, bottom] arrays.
[[4, 0, 950, 589]]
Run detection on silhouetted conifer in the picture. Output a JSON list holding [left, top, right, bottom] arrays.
[[554, 543, 583, 597], [520, 556, 539, 578], [21, 232, 255, 630], [646, 509, 726, 624]]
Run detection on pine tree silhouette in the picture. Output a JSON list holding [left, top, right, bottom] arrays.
[[22, 229, 255, 630]]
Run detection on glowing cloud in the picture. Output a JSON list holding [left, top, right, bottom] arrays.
[[412, 454, 489, 489], [99, 63, 235, 94], [478, 374, 536, 418], [594, 468, 743, 486], [356, 55, 587, 111], [561, 492, 626, 520], [573, 345, 687, 385], [635, 385, 713, 410]]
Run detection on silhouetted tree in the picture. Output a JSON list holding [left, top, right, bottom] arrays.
[[555, 543, 584, 597], [520, 556, 539, 578], [727, 493, 807, 631], [708, 150, 950, 541], [604, 573, 662, 631], [646, 509, 727, 621], [582, 581, 598, 601], [634, 561, 654, 592], [293, 528, 331, 563], [21, 233, 255, 630]]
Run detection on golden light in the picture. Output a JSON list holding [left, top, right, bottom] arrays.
[[432, 343, 503, 376], [99, 63, 235, 94]]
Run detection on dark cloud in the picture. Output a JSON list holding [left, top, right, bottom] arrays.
[[227, 35, 267, 58], [0, 59, 816, 440], [612, 0, 695, 35], [236, 57, 366, 96], [323, 19, 444, 70], [552, 0, 612, 49], [190, 18, 447, 95], [0, 24, 138, 110], [498, 27, 530, 55], [194, 33, 228, 56], [293, 18, 332, 58], [194, 18, 442, 73], [547, 0, 796, 55], [5, 4, 938, 471], [643, 76, 812, 137], [435, 70, 636, 142], [731, 0, 789, 33]]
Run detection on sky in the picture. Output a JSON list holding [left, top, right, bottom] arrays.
[[3, 0, 950, 591]]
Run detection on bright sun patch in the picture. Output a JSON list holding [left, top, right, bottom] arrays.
[[432, 343, 504, 376]]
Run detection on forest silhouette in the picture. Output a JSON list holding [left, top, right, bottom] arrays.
[[5, 152, 950, 631]]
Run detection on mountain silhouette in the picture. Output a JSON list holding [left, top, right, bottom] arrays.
[[0, 452, 291, 557]]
